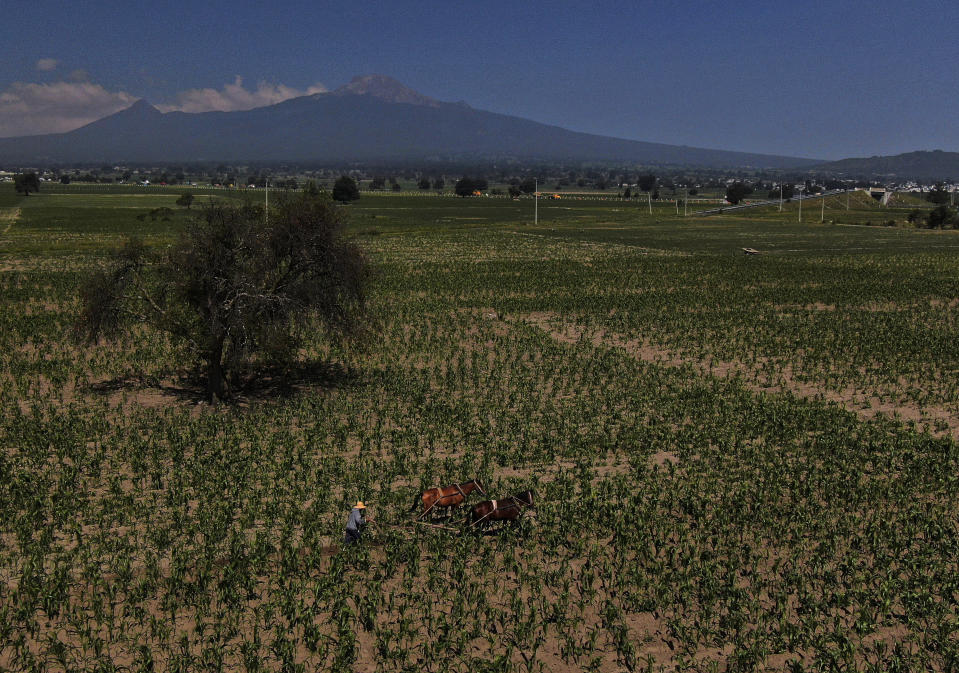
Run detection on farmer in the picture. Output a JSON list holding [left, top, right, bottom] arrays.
[[343, 501, 372, 545]]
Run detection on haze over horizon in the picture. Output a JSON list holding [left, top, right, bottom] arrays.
[[1, 0, 956, 160]]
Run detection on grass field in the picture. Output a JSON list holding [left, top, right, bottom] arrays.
[[1, 184, 957, 672]]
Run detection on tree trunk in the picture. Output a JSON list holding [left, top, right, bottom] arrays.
[[206, 339, 227, 403]]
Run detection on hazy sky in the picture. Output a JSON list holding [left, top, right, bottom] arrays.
[[1, 0, 956, 159]]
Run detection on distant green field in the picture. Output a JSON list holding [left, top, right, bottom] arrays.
[[346, 191, 951, 254], [1, 185, 957, 672], [0, 183, 22, 207]]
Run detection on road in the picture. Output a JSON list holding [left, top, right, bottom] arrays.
[[692, 189, 849, 216]]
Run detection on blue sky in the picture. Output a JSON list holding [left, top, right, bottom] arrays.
[[1, 0, 956, 159]]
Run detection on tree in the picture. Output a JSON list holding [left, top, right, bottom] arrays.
[[769, 184, 795, 200], [927, 205, 958, 229], [176, 193, 194, 209], [508, 185, 521, 198], [432, 178, 445, 191], [369, 176, 386, 191], [418, 177, 431, 190], [927, 183, 950, 205], [14, 172, 40, 196], [518, 177, 536, 195], [623, 187, 632, 199], [455, 177, 477, 197], [637, 174, 657, 193], [332, 175, 360, 202], [59, 175, 71, 185], [76, 192, 367, 401], [725, 182, 753, 205]]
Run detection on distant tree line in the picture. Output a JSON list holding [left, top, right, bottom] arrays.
[[18, 160, 948, 204]]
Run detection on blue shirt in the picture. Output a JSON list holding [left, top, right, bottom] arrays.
[[346, 508, 366, 532]]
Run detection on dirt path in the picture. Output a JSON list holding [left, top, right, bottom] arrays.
[[517, 311, 959, 441], [0, 207, 20, 236]]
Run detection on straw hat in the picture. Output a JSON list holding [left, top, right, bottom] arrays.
[[355, 501, 366, 509]]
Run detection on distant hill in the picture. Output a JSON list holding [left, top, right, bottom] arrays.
[[0, 74, 817, 169], [815, 150, 959, 181]]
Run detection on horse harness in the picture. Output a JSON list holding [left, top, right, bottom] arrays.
[[472, 495, 526, 526], [422, 482, 470, 517], [437, 482, 467, 505]]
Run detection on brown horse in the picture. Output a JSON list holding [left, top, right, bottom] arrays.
[[410, 479, 487, 519], [469, 490, 534, 529]]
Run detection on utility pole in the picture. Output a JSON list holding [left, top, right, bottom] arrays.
[[846, 188, 850, 211], [779, 183, 783, 212], [534, 178, 538, 226], [265, 178, 269, 225], [684, 187, 688, 217], [821, 191, 825, 223], [798, 186, 803, 223], [648, 191, 652, 215]]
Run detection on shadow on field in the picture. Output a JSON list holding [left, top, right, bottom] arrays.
[[86, 360, 363, 408], [86, 374, 206, 406], [231, 360, 363, 401]]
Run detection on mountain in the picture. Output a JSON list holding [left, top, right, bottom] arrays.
[[0, 75, 816, 168], [332, 74, 441, 108], [814, 150, 959, 181]]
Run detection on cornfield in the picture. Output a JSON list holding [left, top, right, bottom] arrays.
[[1, 187, 957, 671]]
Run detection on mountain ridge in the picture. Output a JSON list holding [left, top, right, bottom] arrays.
[[814, 150, 959, 181], [0, 75, 818, 168]]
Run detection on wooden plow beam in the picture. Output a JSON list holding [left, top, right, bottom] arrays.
[[412, 520, 461, 533]]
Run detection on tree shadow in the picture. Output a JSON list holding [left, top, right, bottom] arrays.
[[85, 360, 364, 408], [85, 374, 208, 405], [231, 360, 363, 401]]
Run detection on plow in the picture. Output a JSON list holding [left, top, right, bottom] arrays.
[[379, 480, 536, 537]]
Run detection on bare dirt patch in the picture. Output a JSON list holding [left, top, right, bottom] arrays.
[[649, 450, 680, 468]]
